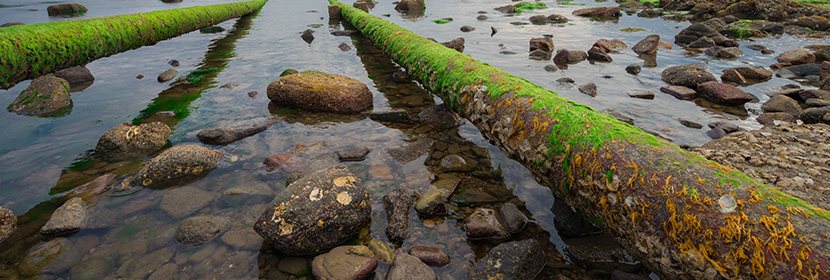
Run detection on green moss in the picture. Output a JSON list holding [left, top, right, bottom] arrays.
[[606, 169, 613, 183], [559, 2, 586, 5], [620, 27, 647, 32], [432, 18, 452, 24], [307, 23, 324, 28]]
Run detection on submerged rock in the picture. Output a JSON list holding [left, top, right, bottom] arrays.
[[384, 188, 415, 242], [414, 187, 447, 216], [388, 138, 434, 164], [41, 197, 87, 236], [129, 145, 223, 188], [0, 207, 17, 244], [19, 238, 81, 276], [409, 246, 450, 267], [7, 75, 72, 117], [254, 165, 370, 255], [419, 103, 465, 127], [267, 71, 372, 113], [468, 239, 545, 280], [365, 109, 414, 124], [337, 146, 370, 162], [386, 253, 438, 280], [160, 186, 215, 219], [661, 64, 716, 88], [197, 118, 280, 145], [500, 202, 527, 233], [176, 216, 230, 245], [311, 245, 378, 279], [464, 208, 510, 241], [95, 122, 171, 160]]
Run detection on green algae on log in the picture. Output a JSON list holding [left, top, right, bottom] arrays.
[[0, 0, 268, 89], [330, 1, 830, 278]]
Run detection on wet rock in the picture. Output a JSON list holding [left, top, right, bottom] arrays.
[[799, 106, 830, 124], [529, 36, 554, 53], [47, 3, 87, 16], [814, 48, 830, 62], [468, 239, 545, 280], [679, 118, 703, 129], [687, 36, 715, 48], [148, 263, 178, 280], [708, 121, 739, 133], [762, 94, 802, 116], [785, 16, 830, 31], [728, 67, 773, 82], [364, 109, 414, 124], [631, 34, 659, 54], [119, 247, 175, 279], [477, 15, 488, 20], [610, 270, 651, 280], [409, 246, 450, 267], [572, 6, 621, 17], [312, 245, 377, 279], [157, 69, 177, 82], [627, 90, 655, 99], [254, 165, 370, 255], [197, 118, 280, 145], [460, 25, 475, 32], [391, 70, 411, 82], [388, 138, 434, 164], [721, 68, 747, 84], [603, 109, 635, 125], [544, 64, 559, 72], [0, 207, 15, 244], [331, 30, 360, 36], [747, 44, 774, 54], [707, 46, 743, 59], [757, 112, 796, 125], [625, 64, 641, 75], [219, 82, 239, 89], [776, 49, 816, 65], [267, 71, 372, 113], [557, 77, 575, 84], [637, 8, 664, 17], [548, 14, 569, 23], [661, 64, 717, 88], [19, 238, 81, 276], [414, 187, 447, 216], [806, 98, 830, 107], [529, 49, 550, 58], [821, 61, 830, 81], [41, 197, 86, 235], [500, 202, 527, 233], [160, 186, 215, 219], [564, 234, 640, 273], [674, 23, 724, 45], [799, 89, 830, 101], [440, 37, 465, 52], [1, 22, 25, 27], [551, 200, 601, 238], [465, 208, 510, 241], [95, 122, 170, 160], [386, 253, 438, 280], [336, 146, 370, 162], [301, 29, 314, 43], [593, 38, 627, 53], [494, 4, 515, 13], [578, 82, 597, 97], [7, 75, 72, 117], [529, 15, 551, 24], [440, 155, 468, 171], [279, 257, 309, 275], [553, 49, 588, 64], [69, 258, 112, 280], [366, 238, 394, 263], [384, 188, 414, 242], [777, 63, 822, 81], [588, 46, 612, 62], [176, 216, 230, 245], [659, 86, 697, 101], [419, 103, 465, 127], [395, 0, 424, 11], [263, 154, 308, 174], [200, 26, 225, 34], [168, 59, 180, 67], [768, 88, 802, 98], [53, 65, 94, 85], [697, 81, 753, 106], [130, 145, 222, 188]]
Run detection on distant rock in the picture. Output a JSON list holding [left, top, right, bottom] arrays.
[[687, 36, 714, 48], [578, 82, 597, 97], [1, 22, 24, 27], [419, 103, 465, 127], [41, 197, 87, 236], [95, 122, 171, 160], [572, 6, 620, 17], [776, 49, 816, 65], [468, 239, 545, 280], [47, 3, 87, 16], [593, 38, 627, 53], [757, 112, 796, 125], [267, 71, 372, 113], [661, 64, 716, 88], [460, 25, 475, 32], [674, 23, 724, 45], [762, 94, 802, 116], [529, 36, 554, 53], [364, 109, 414, 124], [129, 145, 223, 188], [588, 45, 613, 62], [440, 37, 466, 52], [7, 75, 72, 117], [301, 29, 314, 43], [548, 14, 569, 23], [176, 216, 230, 245], [395, 0, 425, 11], [625, 64, 641, 75], [628, 90, 655, 99], [553, 49, 588, 65]]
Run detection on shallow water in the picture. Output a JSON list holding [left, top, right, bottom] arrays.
[[0, 0, 828, 279]]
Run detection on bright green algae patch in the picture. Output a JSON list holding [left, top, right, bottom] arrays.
[[513, 1, 547, 13], [0, 0, 268, 89]]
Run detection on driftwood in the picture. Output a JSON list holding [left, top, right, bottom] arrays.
[[330, 1, 830, 279]]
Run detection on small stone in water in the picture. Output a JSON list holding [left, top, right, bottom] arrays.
[[168, 59, 180, 67], [247, 91, 259, 98], [136, 74, 144, 79]]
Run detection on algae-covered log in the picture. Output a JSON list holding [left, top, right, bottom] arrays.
[[0, 0, 268, 89], [331, 1, 830, 279]]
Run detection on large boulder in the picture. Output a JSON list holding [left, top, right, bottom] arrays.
[[7, 75, 72, 117], [0, 206, 16, 244], [386, 253, 438, 280], [254, 165, 370, 255], [468, 239, 546, 280], [384, 188, 415, 242], [47, 3, 87, 16], [129, 145, 223, 188], [311, 245, 377, 280], [776, 49, 816, 65], [661, 64, 717, 88], [785, 16, 830, 31], [40, 197, 87, 236], [267, 71, 373, 113], [762, 94, 802, 116], [697, 81, 754, 106], [95, 122, 171, 160], [176, 216, 230, 245], [52, 65, 94, 85]]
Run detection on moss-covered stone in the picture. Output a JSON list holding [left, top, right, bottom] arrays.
[[7, 75, 72, 117]]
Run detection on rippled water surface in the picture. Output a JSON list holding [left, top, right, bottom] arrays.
[[1, 0, 828, 279]]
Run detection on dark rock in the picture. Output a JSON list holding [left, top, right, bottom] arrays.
[[264, 154, 308, 174], [821, 61, 830, 81], [285, 173, 305, 187], [557, 77, 575, 84], [395, 0, 424, 11], [0, 207, 16, 244], [784, 25, 812, 35], [762, 94, 802, 116], [678, 118, 702, 129], [465, 208, 510, 241], [254, 165, 370, 255], [167, 59, 179, 67], [675, 23, 724, 45], [500, 51, 517, 55], [337, 146, 370, 162], [782, 84, 802, 89], [199, 26, 225, 34], [365, 109, 413, 124], [468, 239, 545, 280], [708, 121, 739, 133], [18, 238, 81, 277], [815, 48, 830, 62], [707, 128, 727, 139], [823, 77, 830, 91], [721, 68, 747, 84], [267, 71, 373, 113], [494, 4, 515, 13], [547, 14, 569, 23], [529, 15, 551, 24], [161, 186, 215, 219], [720, 39, 740, 48], [776, 49, 816, 65], [440, 155, 467, 171], [301, 29, 314, 43], [799, 89, 830, 101], [409, 246, 450, 267], [1, 22, 25, 27], [386, 253, 437, 280], [687, 36, 715, 48], [610, 270, 651, 280], [529, 36, 554, 53], [391, 70, 411, 82], [697, 81, 753, 105], [564, 234, 640, 273], [799, 106, 830, 124], [388, 138, 434, 164], [440, 37, 465, 52], [637, 8, 664, 17], [618, 0, 644, 11], [157, 69, 177, 82], [312, 245, 377, 279], [500, 202, 527, 233], [47, 3, 87, 16], [625, 64, 641, 75], [384, 188, 415, 242], [53, 65, 94, 85], [414, 187, 447, 216], [553, 49, 588, 64], [419, 103, 465, 127], [757, 112, 796, 125], [7, 75, 72, 117], [661, 64, 716, 88], [338, 42, 350, 52], [713, 47, 743, 59], [588, 46, 612, 62], [551, 200, 601, 237], [544, 64, 559, 72], [593, 38, 627, 53], [628, 90, 655, 99], [602, 109, 635, 125], [785, 15, 830, 31], [331, 30, 360, 36], [41, 197, 86, 236], [477, 15, 488, 20], [747, 44, 774, 54], [197, 118, 280, 145], [176, 216, 230, 245], [280, 69, 298, 77], [729, 67, 773, 81], [572, 6, 621, 17], [631, 34, 660, 54], [778, 63, 822, 81], [460, 25, 475, 32], [806, 98, 830, 107], [660, 85, 698, 100], [529, 49, 551, 58], [328, 4, 342, 20], [129, 145, 223, 188], [578, 82, 597, 97]]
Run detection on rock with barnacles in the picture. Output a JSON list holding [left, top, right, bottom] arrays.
[[254, 164, 371, 255], [95, 122, 171, 160]]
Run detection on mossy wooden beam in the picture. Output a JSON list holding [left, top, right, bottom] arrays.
[[0, 0, 268, 89], [331, 1, 830, 278]]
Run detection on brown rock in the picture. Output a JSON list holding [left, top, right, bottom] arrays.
[[593, 39, 627, 53], [312, 245, 378, 280], [7, 75, 72, 117], [95, 122, 171, 160], [47, 3, 87, 16], [632, 34, 660, 54], [553, 49, 588, 64], [267, 71, 372, 113], [697, 81, 753, 106], [776, 49, 816, 65], [409, 246, 450, 267], [395, 0, 424, 11], [529, 36, 554, 53], [660, 85, 698, 100], [821, 61, 830, 81], [572, 6, 620, 17], [721, 68, 747, 84], [661, 64, 717, 88]]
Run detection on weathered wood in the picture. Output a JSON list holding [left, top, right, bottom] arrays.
[[331, 1, 830, 279], [0, 0, 268, 89]]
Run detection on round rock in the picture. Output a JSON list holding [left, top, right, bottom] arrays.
[[7, 75, 72, 117], [53, 65, 94, 85], [500, 202, 527, 233], [468, 239, 545, 280], [267, 71, 373, 113], [95, 122, 171, 160], [408, 246, 450, 267], [386, 253, 438, 280], [661, 64, 717, 88], [129, 145, 223, 188], [464, 208, 510, 241], [311, 245, 377, 280], [176, 216, 230, 245]]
